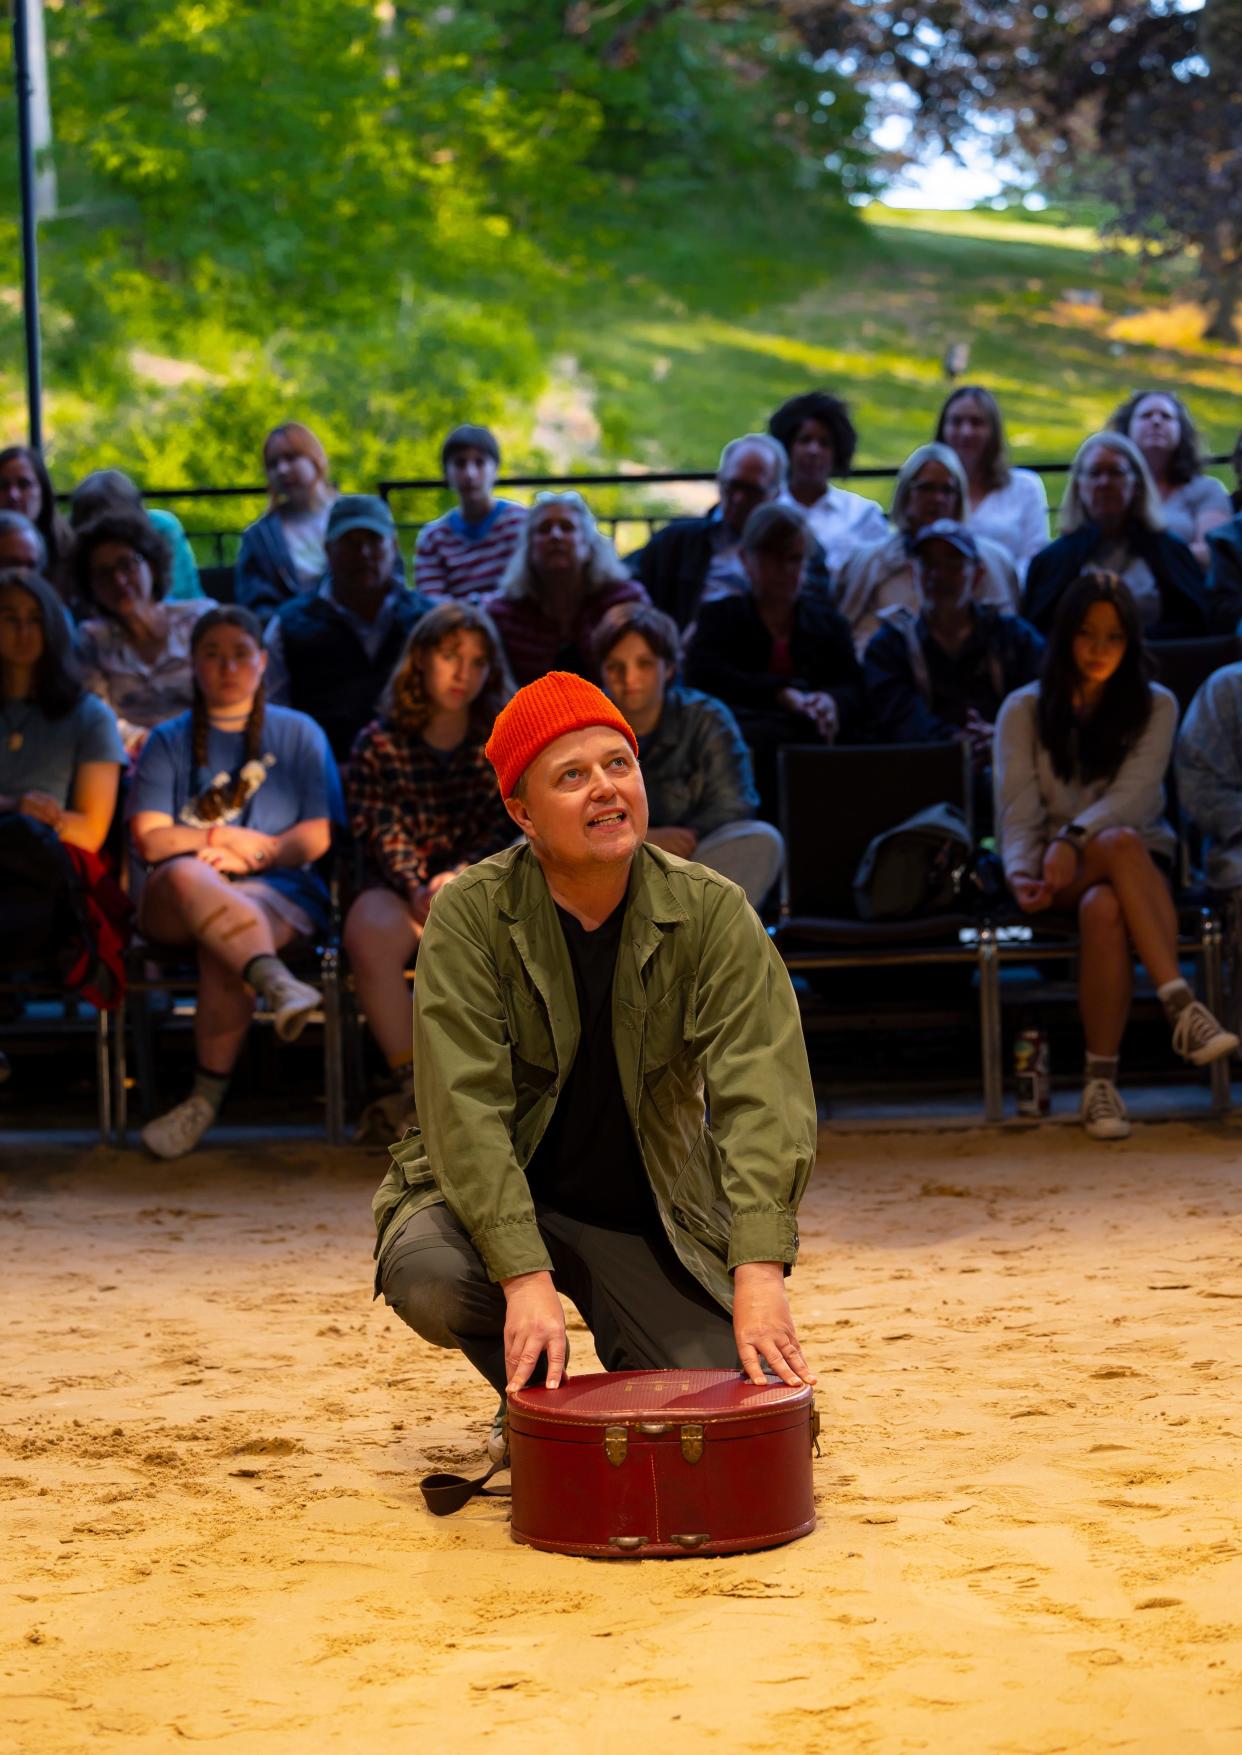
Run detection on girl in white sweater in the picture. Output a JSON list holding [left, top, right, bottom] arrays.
[[994, 570, 1235, 1138]]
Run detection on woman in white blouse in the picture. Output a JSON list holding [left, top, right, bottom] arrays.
[[935, 385, 1049, 581]]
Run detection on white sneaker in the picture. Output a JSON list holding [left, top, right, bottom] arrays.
[[141, 1094, 216, 1160], [1171, 999, 1239, 1067], [261, 965, 322, 1043], [1080, 1078, 1131, 1141], [486, 1399, 509, 1468]]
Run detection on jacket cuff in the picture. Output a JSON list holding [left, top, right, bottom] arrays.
[[727, 1208, 799, 1271], [474, 1218, 555, 1284]]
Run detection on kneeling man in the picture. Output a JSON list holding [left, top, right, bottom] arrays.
[[371, 671, 817, 1453]]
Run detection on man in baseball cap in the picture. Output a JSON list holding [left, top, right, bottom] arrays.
[[263, 494, 432, 760], [372, 669, 818, 1461]]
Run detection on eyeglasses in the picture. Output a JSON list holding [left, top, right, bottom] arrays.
[[90, 551, 147, 585]]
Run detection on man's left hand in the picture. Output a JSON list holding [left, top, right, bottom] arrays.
[[732, 1260, 816, 1388]]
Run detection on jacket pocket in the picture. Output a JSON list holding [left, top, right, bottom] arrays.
[[643, 976, 694, 1073], [503, 979, 558, 1080], [669, 1136, 730, 1252]]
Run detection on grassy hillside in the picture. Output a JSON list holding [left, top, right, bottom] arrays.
[[540, 204, 1242, 525]]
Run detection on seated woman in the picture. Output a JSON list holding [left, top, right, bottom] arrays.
[[836, 443, 1018, 655], [994, 570, 1235, 1141], [483, 491, 647, 687], [683, 503, 864, 819], [70, 469, 202, 602], [128, 606, 341, 1160], [0, 446, 72, 605], [0, 570, 127, 988], [767, 389, 888, 574], [1109, 390, 1232, 569], [1024, 433, 1212, 638], [235, 422, 347, 615], [0, 511, 48, 575], [73, 509, 215, 760], [934, 385, 1049, 580], [344, 601, 515, 1140]]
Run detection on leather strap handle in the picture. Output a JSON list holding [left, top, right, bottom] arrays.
[[418, 1457, 509, 1517]]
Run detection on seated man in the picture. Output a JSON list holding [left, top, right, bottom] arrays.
[[264, 495, 432, 763], [864, 520, 1045, 773], [413, 424, 528, 602], [683, 503, 864, 819], [372, 671, 818, 1460], [593, 601, 784, 908], [626, 434, 833, 630]]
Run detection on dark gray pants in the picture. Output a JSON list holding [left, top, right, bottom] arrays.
[[379, 1203, 737, 1394]]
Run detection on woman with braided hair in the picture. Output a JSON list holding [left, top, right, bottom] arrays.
[[128, 605, 342, 1158]]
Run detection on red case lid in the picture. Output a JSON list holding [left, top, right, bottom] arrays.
[[508, 1368, 811, 1424]]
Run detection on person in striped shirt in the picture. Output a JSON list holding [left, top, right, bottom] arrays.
[[413, 425, 528, 603]]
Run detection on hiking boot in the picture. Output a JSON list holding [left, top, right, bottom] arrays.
[[261, 963, 322, 1043], [1171, 999, 1238, 1067], [141, 1094, 216, 1160], [1080, 1078, 1130, 1141], [486, 1399, 509, 1468], [353, 1088, 418, 1146]]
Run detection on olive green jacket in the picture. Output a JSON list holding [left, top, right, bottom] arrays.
[[371, 841, 817, 1309]]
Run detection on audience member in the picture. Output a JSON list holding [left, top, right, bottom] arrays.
[[263, 495, 432, 763], [128, 606, 341, 1160], [935, 385, 1049, 579], [484, 491, 646, 687], [1024, 433, 1213, 638], [344, 602, 515, 1141], [70, 469, 202, 602], [836, 443, 1019, 654], [0, 447, 71, 602], [627, 434, 831, 629], [864, 521, 1044, 788], [1176, 658, 1242, 1032], [768, 391, 888, 573], [235, 422, 343, 615], [413, 424, 527, 601], [994, 570, 1235, 1141], [1109, 390, 1231, 568], [0, 570, 127, 987], [1230, 429, 1242, 515], [1205, 504, 1242, 610], [684, 503, 863, 819], [0, 511, 47, 575], [73, 510, 214, 760], [593, 601, 784, 907]]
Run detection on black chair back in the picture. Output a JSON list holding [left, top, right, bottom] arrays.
[[1150, 635, 1241, 720], [778, 740, 973, 919]]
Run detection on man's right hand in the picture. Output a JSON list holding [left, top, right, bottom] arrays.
[[501, 1269, 568, 1392]]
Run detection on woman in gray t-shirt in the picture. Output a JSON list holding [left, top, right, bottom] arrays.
[[1110, 389, 1231, 568]]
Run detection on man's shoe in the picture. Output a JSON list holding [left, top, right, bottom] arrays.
[[353, 1088, 418, 1146], [486, 1398, 509, 1467], [1080, 1078, 1131, 1141], [1171, 999, 1239, 1067], [141, 1094, 216, 1160]]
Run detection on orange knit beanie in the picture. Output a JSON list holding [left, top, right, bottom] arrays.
[[485, 671, 638, 799]]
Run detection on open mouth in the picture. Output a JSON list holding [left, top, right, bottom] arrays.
[[587, 810, 627, 830]]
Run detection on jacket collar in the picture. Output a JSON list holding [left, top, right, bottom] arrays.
[[494, 840, 686, 930]]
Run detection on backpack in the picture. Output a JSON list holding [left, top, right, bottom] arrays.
[[852, 803, 974, 922]]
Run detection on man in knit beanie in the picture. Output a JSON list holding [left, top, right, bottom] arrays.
[[370, 671, 818, 1462]]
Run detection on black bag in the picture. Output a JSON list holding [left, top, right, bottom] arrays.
[[852, 803, 974, 922]]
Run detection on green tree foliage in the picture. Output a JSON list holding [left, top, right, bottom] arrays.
[[793, 0, 1242, 339], [1, 0, 870, 481]]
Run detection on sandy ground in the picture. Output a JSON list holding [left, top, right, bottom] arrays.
[[2, 1121, 1241, 1755]]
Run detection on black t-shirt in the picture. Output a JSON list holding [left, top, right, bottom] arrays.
[[523, 897, 657, 1234]]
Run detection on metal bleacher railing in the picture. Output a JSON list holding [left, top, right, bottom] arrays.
[[117, 454, 1237, 571]]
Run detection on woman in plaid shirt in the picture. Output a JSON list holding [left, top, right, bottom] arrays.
[[345, 601, 515, 1139]]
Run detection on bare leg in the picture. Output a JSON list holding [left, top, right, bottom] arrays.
[[1076, 882, 1132, 1057], [140, 858, 276, 976], [343, 886, 421, 1067], [1052, 829, 1180, 989]]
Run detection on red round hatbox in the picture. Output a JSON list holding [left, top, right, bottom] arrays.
[[507, 1369, 820, 1558]]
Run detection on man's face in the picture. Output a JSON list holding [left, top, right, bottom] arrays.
[[600, 631, 671, 726], [719, 446, 779, 537], [505, 725, 648, 873], [328, 526, 396, 596], [915, 538, 973, 610], [445, 446, 498, 512]]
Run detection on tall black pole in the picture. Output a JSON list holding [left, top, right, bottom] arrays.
[[13, 0, 44, 452]]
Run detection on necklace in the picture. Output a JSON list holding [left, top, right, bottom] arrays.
[[2, 702, 34, 753]]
